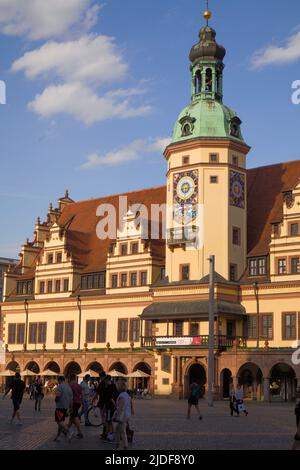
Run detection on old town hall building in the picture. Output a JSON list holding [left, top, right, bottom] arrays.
[[1, 11, 300, 401]]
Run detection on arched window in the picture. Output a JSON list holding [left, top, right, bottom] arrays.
[[205, 68, 212, 92], [195, 70, 202, 94], [216, 72, 221, 95]]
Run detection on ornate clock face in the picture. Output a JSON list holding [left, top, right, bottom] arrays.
[[173, 170, 198, 224], [230, 171, 245, 209]]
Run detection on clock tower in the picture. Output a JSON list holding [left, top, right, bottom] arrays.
[[164, 7, 251, 283]]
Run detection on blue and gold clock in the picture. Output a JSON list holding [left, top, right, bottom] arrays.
[[173, 170, 198, 224]]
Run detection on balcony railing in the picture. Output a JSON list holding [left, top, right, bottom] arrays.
[[167, 226, 198, 246], [141, 335, 247, 350]]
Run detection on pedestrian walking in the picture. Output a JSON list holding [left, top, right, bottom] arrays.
[[54, 375, 73, 442], [229, 384, 239, 417], [186, 380, 203, 420], [67, 373, 83, 441], [101, 375, 119, 442], [34, 378, 44, 412], [112, 380, 133, 451], [79, 374, 92, 426], [235, 384, 248, 416], [96, 371, 108, 439], [3, 372, 25, 425]]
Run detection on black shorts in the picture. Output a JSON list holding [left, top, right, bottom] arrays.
[[70, 403, 81, 419], [106, 407, 116, 423], [55, 408, 67, 423], [188, 396, 198, 406], [12, 398, 22, 411]]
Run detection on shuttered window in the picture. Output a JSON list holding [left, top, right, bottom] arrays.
[[247, 316, 257, 339], [282, 313, 296, 340], [55, 321, 64, 344], [86, 320, 96, 343], [96, 320, 107, 343], [65, 321, 74, 343], [130, 319, 140, 342], [145, 320, 152, 337], [261, 315, 273, 339], [8, 324, 16, 344], [38, 323, 47, 343], [29, 323, 38, 344], [118, 319, 128, 342], [17, 324, 25, 344]]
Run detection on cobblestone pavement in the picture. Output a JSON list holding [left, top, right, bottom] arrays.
[[0, 395, 297, 450]]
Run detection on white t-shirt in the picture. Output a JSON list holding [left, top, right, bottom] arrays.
[[116, 392, 132, 422]]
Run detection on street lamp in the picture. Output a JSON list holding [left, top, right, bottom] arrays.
[[253, 282, 260, 349], [208, 255, 215, 407]]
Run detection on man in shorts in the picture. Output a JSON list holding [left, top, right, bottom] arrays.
[[3, 372, 25, 425], [186, 380, 203, 420], [54, 375, 73, 442], [67, 373, 83, 440]]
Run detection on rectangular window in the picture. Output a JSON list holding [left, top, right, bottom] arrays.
[[258, 258, 266, 276], [130, 319, 140, 342], [39, 281, 45, 294], [86, 320, 96, 343], [17, 324, 25, 345], [38, 323, 47, 343], [48, 254, 53, 264], [249, 258, 266, 276], [291, 258, 300, 274], [121, 273, 127, 287], [273, 224, 279, 237], [141, 272, 148, 286], [278, 259, 287, 274], [291, 223, 299, 237], [81, 276, 88, 290], [63, 279, 69, 292], [96, 320, 107, 343], [28, 323, 38, 344], [174, 321, 183, 337], [261, 315, 273, 339], [16, 280, 33, 296], [55, 321, 64, 344], [130, 272, 137, 287], [118, 319, 128, 342], [132, 243, 139, 255], [112, 274, 118, 288], [65, 321, 74, 343], [282, 313, 296, 340], [55, 280, 61, 293], [181, 264, 190, 281], [47, 280, 53, 293], [160, 267, 166, 280], [233, 227, 241, 246], [210, 176, 218, 184], [190, 323, 199, 336], [232, 156, 239, 166], [56, 252, 62, 263], [247, 316, 257, 339], [121, 244, 128, 256], [182, 156, 190, 165], [145, 320, 152, 337], [8, 324, 16, 344], [209, 153, 219, 163], [230, 264, 237, 282], [161, 354, 171, 373], [87, 275, 93, 289]]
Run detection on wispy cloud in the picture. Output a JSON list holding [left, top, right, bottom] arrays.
[[251, 29, 300, 69], [81, 137, 171, 169], [0, 0, 99, 40]]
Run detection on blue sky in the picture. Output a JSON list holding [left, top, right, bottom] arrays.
[[1, 0, 300, 258]]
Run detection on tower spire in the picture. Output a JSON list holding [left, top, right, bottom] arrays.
[[203, 0, 212, 26]]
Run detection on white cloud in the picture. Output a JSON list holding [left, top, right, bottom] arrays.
[[81, 137, 171, 168], [251, 29, 300, 68], [11, 35, 127, 84], [29, 82, 151, 124], [0, 0, 98, 40]]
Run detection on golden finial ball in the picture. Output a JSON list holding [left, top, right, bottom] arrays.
[[203, 10, 212, 21]]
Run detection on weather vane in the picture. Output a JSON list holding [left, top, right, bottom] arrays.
[[203, 0, 212, 26]]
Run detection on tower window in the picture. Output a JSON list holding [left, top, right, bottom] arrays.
[[182, 156, 190, 165], [209, 153, 219, 163], [195, 70, 202, 94], [232, 156, 239, 166], [230, 264, 237, 282], [182, 123, 192, 136], [210, 176, 218, 184], [205, 68, 212, 92], [232, 227, 241, 246]]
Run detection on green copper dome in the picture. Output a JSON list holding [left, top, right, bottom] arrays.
[[172, 99, 244, 144]]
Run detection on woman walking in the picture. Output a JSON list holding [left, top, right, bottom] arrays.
[[235, 384, 248, 417], [186, 380, 203, 420], [113, 380, 133, 450]]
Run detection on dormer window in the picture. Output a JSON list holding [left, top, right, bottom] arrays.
[[291, 223, 299, 237], [48, 254, 53, 264], [121, 244, 128, 256], [179, 116, 196, 137], [230, 117, 242, 138], [182, 123, 192, 136], [284, 191, 294, 209], [56, 252, 62, 263]]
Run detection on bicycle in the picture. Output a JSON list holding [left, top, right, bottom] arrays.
[[87, 403, 104, 428]]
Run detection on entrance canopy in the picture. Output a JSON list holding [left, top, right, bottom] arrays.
[[141, 300, 246, 321]]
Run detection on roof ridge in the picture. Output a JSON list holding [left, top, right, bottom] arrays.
[[248, 159, 300, 172]]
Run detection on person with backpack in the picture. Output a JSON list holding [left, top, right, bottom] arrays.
[[34, 378, 44, 412], [186, 380, 203, 420]]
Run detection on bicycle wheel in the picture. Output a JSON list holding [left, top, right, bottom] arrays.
[[87, 406, 103, 427]]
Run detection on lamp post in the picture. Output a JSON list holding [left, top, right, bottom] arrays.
[[208, 255, 215, 407], [77, 295, 82, 351], [253, 282, 260, 349]]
